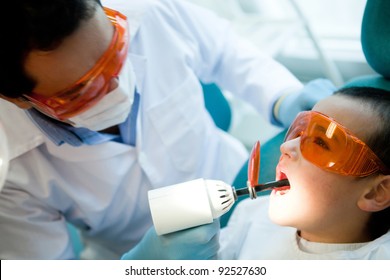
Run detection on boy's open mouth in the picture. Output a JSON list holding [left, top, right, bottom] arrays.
[[275, 171, 290, 196]]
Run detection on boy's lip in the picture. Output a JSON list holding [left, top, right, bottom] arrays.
[[274, 162, 291, 195], [276, 162, 288, 181]]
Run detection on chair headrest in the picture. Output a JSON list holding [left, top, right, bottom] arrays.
[[361, 0, 390, 78], [342, 75, 390, 92]]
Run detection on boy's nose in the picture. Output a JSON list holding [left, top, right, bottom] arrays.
[[280, 137, 300, 160]]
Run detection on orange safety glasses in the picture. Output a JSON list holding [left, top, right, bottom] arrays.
[[285, 111, 390, 177], [22, 7, 129, 120]]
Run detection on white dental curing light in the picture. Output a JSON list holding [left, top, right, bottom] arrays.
[[148, 178, 289, 235], [148, 178, 235, 235]]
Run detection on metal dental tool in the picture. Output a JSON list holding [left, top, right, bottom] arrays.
[[234, 178, 290, 198]]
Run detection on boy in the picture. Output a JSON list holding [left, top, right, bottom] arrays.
[[219, 86, 390, 259]]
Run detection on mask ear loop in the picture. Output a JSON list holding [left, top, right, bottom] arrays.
[[247, 141, 260, 199]]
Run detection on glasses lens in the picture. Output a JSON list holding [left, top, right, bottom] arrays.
[[300, 119, 347, 171], [54, 75, 110, 119], [285, 112, 307, 142]]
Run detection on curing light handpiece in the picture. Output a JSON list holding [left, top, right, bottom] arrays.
[[148, 178, 289, 235]]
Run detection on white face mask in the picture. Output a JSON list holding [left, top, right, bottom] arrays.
[[68, 58, 136, 131]]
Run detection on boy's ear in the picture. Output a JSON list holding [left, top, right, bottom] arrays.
[[358, 176, 390, 212]]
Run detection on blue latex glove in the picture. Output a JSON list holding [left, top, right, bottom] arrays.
[[275, 78, 336, 127], [121, 219, 220, 260]]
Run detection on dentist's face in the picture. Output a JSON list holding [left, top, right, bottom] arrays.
[[269, 95, 378, 243], [2, 7, 112, 110]]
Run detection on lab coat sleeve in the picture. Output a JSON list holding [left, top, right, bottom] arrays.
[[168, 0, 303, 122], [0, 183, 75, 259]]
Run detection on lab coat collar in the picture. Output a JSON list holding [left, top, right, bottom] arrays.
[[103, 0, 148, 91], [0, 99, 44, 160], [102, 0, 150, 42], [128, 53, 147, 94]]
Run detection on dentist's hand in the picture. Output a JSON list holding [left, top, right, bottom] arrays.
[[275, 78, 336, 127], [121, 219, 220, 260]]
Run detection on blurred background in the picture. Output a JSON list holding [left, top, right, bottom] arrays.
[[187, 0, 374, 149]]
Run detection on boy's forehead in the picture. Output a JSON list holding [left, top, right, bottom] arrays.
[[313, 95, 379, 142]]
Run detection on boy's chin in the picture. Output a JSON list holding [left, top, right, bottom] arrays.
[[268, 206, 293, 227]]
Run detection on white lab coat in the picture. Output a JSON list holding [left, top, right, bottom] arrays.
[[219, 196, 390, 259], [0, 0, 302, 259]]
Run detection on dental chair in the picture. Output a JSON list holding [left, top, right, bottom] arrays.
[[343, 0, 390, 91], [202, 83, 232, 132]]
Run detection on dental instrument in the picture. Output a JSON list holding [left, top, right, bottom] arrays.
[[148, 141, 290, 235]]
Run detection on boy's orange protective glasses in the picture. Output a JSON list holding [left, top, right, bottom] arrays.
[[21, 7, 129, 120], [285, 111, 390, 177]]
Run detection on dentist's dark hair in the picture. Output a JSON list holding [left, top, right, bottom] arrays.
[[334, 86, 390, 239], [0, 0, 102, 99]]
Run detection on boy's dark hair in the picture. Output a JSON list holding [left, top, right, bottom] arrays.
[[0, 0, 101, 99], [335, 86, 390, 239]]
